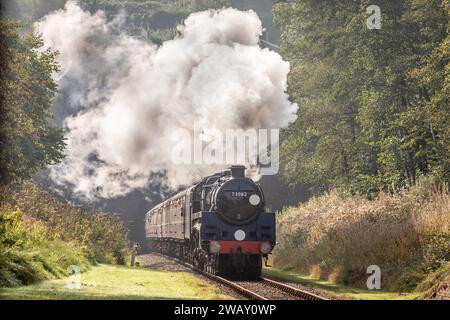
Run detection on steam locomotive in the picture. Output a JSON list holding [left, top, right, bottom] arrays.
[[145, 166, 275, 278]]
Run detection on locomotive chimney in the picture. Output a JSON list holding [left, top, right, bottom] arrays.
[[230, 165, 246, 179]]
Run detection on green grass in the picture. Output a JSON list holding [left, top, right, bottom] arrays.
[[0, 265, 234, 300], [0, 241, 90, 288], [263, 268, 422, 300]]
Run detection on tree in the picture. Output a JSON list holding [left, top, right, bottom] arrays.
[[407, 1, 450, 183], [0, 18, 65, 184], [275, 0, 449, 195], [76, 0, 230, 43], [275, 1, 373, 193]]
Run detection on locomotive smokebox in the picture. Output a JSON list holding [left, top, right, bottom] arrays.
[[231, 165, 246, 179]]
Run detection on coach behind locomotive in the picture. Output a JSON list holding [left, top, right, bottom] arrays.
[[146, 166, 276, 278]]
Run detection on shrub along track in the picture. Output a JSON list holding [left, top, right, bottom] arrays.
[[140, 253, 328, 300]]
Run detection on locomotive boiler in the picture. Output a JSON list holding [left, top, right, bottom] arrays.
[[145, 166, 275, 278]]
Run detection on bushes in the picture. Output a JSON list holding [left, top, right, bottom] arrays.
[[0, 205, 90, 287], [2, 182, 130, 265], [0, 209, 24, 249], [274, 176, 450, 292], [0, 182, 130, 287]]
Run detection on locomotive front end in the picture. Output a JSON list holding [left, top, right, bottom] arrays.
[[197, 166, 276, 277], [214, 168, 264, 225]]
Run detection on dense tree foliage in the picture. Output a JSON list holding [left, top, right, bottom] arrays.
[[2, 1, 230, 43], [275, 0, 450, 195], [0, 19, 65, 184], [79, 0, 230, 43], [0, 0, 67, 27]]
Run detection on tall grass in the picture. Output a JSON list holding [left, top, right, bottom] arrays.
[[274, 176, 450, 293], [0, 182, 131, 287]]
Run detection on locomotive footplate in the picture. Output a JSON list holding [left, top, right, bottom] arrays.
[[199, 211, 276, 247]]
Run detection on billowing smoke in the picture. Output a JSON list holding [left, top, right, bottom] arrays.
[[35, 1, 297, 200]]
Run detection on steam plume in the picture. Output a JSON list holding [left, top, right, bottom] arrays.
[[35, 1, 298, 199]]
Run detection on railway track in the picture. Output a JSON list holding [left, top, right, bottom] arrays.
[[204, 274, 328, 301], [147, 253, 328, 301], [259, 278, 327, 300]]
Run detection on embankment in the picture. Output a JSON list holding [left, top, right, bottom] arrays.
[[274, 177, 450, 298], [0, 182, 130, 287]]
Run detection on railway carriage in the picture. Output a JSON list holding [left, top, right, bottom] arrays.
[[145, 166, 276, 278]]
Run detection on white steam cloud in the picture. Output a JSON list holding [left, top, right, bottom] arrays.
[[36, 1, 298, 199]]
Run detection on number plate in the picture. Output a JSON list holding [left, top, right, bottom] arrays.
[[230, 191, 248, 197]]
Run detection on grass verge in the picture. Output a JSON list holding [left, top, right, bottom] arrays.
[[263, 268, 422, 300], [0, 264, 234, 300]]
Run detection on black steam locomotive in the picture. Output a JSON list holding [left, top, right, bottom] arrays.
[[145, 166, 275, 278]]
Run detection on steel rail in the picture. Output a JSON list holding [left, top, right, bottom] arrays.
[[261, 277, 328, 301], [201, 272, 268, 300]]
